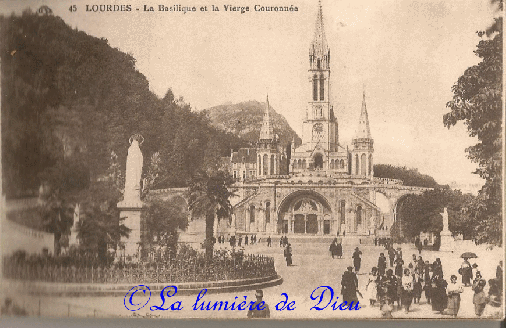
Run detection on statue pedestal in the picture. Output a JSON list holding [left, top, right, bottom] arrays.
[[117, 200, 143, 261], [439, 230, 453, 252]]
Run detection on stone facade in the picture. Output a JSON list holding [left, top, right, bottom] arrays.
[[219, 3, 429, 238]]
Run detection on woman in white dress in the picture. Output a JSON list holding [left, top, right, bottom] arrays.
[[365, 267, 379, 306]]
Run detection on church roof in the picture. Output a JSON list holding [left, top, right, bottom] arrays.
[[259, 94, 274, 140], [231, 148, 257, 163], [310, 0, 329, 58], [355, 89, 372, 139]]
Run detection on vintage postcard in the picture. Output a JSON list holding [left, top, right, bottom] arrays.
[[0, 0, 503, 321]]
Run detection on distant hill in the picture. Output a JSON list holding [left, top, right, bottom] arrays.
[[204, 101, 301, 148]]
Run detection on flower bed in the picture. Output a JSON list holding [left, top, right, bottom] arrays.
[[3, 246, 277, 284]]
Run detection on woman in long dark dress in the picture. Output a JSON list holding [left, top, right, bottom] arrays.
[[431, 274, 448, 313], [284, 243, 292, 266], [352, 247, 362, 273], [330, 239, 337, 259], [336, 242, 343, 258]]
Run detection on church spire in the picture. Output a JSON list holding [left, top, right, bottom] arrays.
[[260, 94, 274, 140], [355, 88, 372, 139], [309, 0, 329, 68]]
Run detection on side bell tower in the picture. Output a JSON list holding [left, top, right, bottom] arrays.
[[351, 89, 374, 177], [257, 95, 280, 176]]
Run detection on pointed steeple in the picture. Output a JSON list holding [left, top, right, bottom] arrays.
[[355, 88, 371, 139], [260, 94, 274, 140], [310, 0, 329, 62]]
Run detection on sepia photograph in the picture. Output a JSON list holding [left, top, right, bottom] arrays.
[[0, 0, 503, 321]]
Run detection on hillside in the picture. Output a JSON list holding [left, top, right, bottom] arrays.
[[204, 101, 301, 148], [1, 9, 248, 196]]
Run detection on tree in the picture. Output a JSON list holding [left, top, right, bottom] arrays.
[[443, 0, 502, 246], [187, 170, 235, 259], [395, 188, 477, 242], [39, 187, 74, 255], [143, 198, 188, 257]]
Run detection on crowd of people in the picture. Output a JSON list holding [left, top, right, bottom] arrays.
[[216, 234, 263, 247], [342, 245, 504, 318]]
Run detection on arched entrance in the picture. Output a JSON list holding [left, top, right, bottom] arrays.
[[314, 154, 323, 169], [277, 190, 332, 235]]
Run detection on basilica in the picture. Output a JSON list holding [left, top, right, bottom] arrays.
[[221, 3, 386, 239]]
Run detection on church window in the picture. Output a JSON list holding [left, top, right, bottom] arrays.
[[265, 201, 270, 223], [250, 205, 255, 223], [361, 153, 366, 176], [339, 200, 345, 224], [340, 159, 345, 169], [263, 154, 268, 175], [317, 58, 321, 70], [319, 75, 324, 100], [270, 155, 275, 175], [355, 154, 359, 175], [302, 160, 307, 169], [243, 171, 246, 180], [233, 171, 237, 179], [368, 154, 373, 175], [356, 205, 362, 230], [313, 75, 318, 101], [330, 159, 334, 169]]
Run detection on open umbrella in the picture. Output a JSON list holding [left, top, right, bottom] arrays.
[[461, 252, 478, 259]]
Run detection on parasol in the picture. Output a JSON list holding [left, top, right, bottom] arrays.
[[460, 252, 478, 259]]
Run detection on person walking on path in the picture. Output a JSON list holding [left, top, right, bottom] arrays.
[[460, 258, 473, 287], [284, 243, 293, 266], [247, 290, 270, 318], [379, 269, 397, 318], [395, 259, 404, 277], [388, 246, 396, 267], [365, 267, 379, 306], [341, 266, 359, 304], [329, 239, 338, 259], [472, 272, 487, 317], [267, 236, 271, 247], [279, 236, 283, 247], [496, 261, 503, 280], [352, 247, 363, 273], [378, 253, 387, 276], [424, 261, 432, 304], [446, 275, 463, 317], [431, 273, 448, 314], [401, 268, 414, 313]]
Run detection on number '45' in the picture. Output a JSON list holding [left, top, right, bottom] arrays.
[[69, 5, 77, 12]]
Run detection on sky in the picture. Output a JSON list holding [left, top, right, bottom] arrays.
[[1, 0, 500, 193]]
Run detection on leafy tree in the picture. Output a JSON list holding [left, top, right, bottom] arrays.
[[443, 0, 502, 245], [374, 164, 440, 188], [395, 188, 477, 241], [75, 154, 129, 263], [38, 187, 74, 255], [142, 198, 188, 257], [77, 198, 130, 265], [187, 170, 235, 259]]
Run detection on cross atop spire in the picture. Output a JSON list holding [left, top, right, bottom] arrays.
[[355, 88, 372, 139], [310, 0, 329, 62], [260, 94, 274, 141]]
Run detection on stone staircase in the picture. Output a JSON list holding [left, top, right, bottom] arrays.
[[268, 235, 376, 246]]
